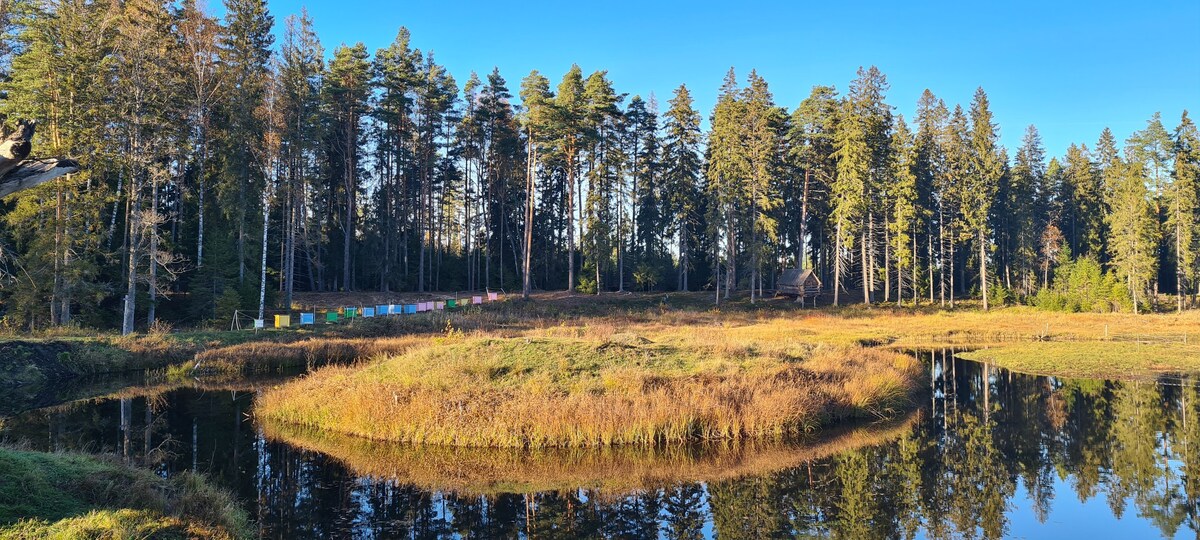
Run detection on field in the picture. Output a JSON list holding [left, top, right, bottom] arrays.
[[255, 292, 1200, 448]]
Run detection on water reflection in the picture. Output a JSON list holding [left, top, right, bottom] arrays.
[[1, 353, 1198, 539]]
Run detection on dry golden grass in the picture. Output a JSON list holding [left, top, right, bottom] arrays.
[[256, 332, 921, 448], [192, 335, 428, 373], [259, 411, 917, 496], [256, 293, 1200, 449]]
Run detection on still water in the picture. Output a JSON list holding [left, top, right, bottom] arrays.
[[2, 353, 1198, 539]]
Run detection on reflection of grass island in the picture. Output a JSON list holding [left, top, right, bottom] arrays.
[[260, 411, 918, 495]]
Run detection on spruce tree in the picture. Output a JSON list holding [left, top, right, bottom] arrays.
[[2, 0, 113, 328], [1170, 111, 1199, 309], [889, 114, 918, 305], [705, 68, 746, 300], [831, 91, 868, 306], [1009, 125, 1047, 296], [966, 87, 1003, 310], [661, 84, 703, 291], [217, 0, 273, 285], [1107, 157, 1160, 313], [786, 85, 838, 274], [741, 70, 782, 302]]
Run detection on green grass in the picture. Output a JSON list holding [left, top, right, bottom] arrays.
[[959, 340, 1200, 378], [0, 448, 248, 539]]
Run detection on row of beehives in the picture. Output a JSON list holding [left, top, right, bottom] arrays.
[[255, 292, 501, 329]]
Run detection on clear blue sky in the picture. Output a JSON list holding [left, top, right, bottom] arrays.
[[214, 0, 1198, 159]]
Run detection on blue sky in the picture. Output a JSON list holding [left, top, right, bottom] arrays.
[[215, 0, 1198, 159]]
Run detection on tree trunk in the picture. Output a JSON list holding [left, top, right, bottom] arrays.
[[566, 152, 576, 293], [834, 220, 843, 307], [258, 182, 270, 321], [523, 135, 535, 299], [123, 191, 139, 336], [147, 172, 159, 325], [980, 228, 989, 311]]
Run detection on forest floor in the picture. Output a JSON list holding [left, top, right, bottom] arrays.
[[0, 447, 248, 539]]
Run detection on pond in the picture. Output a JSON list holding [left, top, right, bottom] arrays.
[[1, 352, 1198, 539]]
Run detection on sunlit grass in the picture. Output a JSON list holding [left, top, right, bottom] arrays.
[[256, 294, 1200, 448], [257, 330, 921, 448], [0, 448, 248, 539]]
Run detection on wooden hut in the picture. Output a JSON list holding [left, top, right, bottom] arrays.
[[776, 268, 822, 304]]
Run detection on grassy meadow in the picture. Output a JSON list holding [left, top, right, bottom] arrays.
[[255, 292, 1200, 449]]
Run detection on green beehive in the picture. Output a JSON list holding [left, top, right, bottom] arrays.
[[447, 299, 457, 308], [326, 311, 339, 323]]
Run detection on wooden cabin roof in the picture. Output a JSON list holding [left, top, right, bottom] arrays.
[[779, 268, 821, 287]]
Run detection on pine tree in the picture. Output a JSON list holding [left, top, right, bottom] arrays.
[[276, 11, 322, 307], [581, 69, 622, 293], [372, 28, 420, 291], [518, 70, 552, 299], [412, 51, 455, 292], [553, 65, 586, 292], [323, 43, 369, 291]]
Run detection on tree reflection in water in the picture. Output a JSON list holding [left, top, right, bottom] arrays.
[[1, 354, 1198, 539]]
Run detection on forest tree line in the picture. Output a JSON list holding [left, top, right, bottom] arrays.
[[0, 0, 1197, 333]]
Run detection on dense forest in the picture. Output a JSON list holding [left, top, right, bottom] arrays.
[[0, 0, 1196, 332]]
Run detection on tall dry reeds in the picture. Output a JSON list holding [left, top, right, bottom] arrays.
[[256, 336, 921, 448]]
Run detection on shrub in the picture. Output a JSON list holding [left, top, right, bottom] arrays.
[[1034, 256, 1131, 313], [576, 276, 598, 295], [632, 262, 662, 292]]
